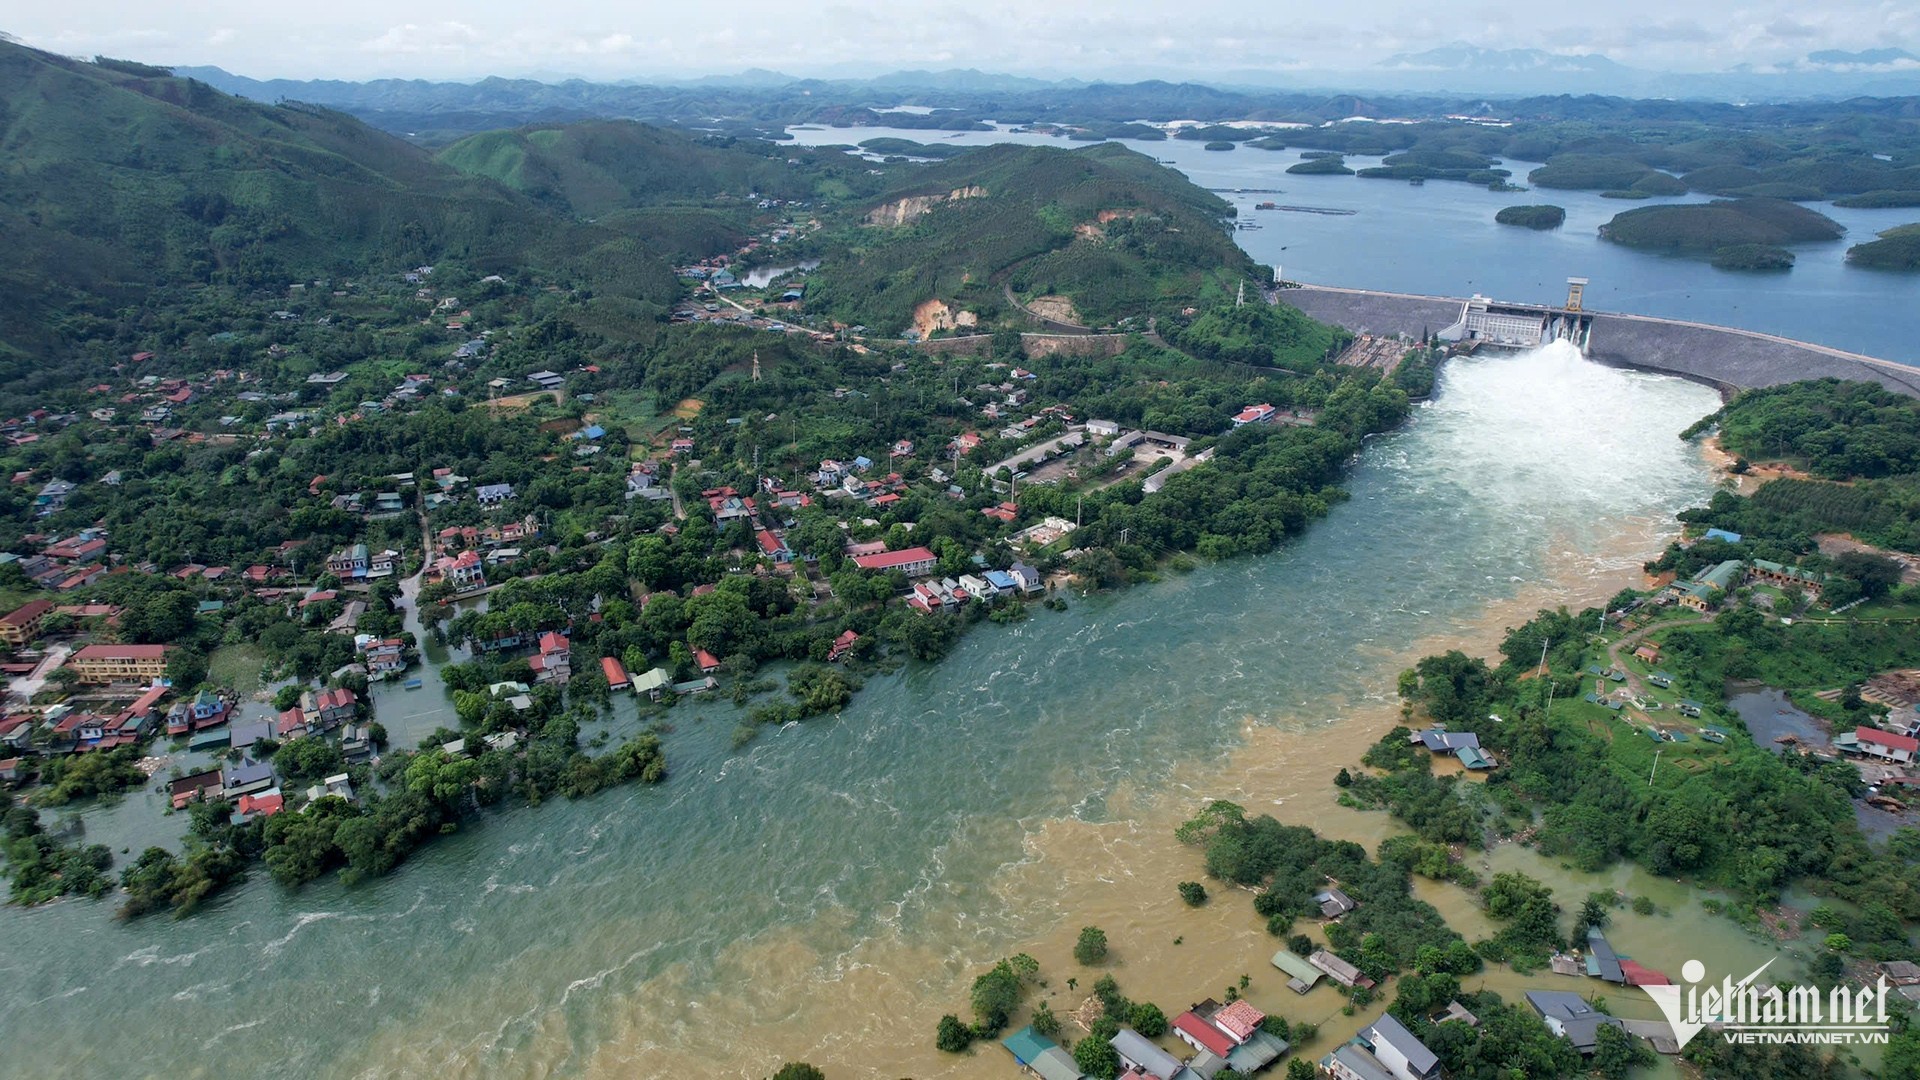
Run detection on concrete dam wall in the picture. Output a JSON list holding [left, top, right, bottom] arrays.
[[1281, 285, 1920, 399]]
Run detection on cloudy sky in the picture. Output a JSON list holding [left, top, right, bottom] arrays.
[[6, 0, 1919, 80]]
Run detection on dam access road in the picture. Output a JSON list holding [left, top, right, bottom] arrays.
[[1282, 283, 1920, 398]]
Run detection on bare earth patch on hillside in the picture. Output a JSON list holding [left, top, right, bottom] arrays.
[[1025, 295, 1082, 324], [913, 299, 978, 339]]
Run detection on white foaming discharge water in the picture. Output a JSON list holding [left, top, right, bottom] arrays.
[[1405, 340, 1721, 533]]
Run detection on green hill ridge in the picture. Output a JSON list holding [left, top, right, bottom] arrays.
[[0, 40, 678, 369]]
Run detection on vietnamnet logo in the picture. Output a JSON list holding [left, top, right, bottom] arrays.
[[1642, 958, 1893, 1049]]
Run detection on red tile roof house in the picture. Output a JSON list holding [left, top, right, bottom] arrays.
[[851, 546, 939, 577], [601, 656, 631, 692], [827, 630, 861, 663], [1173, 1010, 1237, 1058], [1856, 726, 1919, 764], [313, 688, 358, 728], [529, 631, 571, 684], [694, 648, 723, 675]]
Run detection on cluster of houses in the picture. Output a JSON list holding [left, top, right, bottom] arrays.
[[1002, 996, 1288, 1080], [1408, 726, 1495, 771], [1667, 558, 1826, 613], [901, 563, 1046, 612], [2, 527, 113, 592], [2, 408, 84, 453]]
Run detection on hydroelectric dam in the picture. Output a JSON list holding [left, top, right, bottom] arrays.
[[1280, 282, 1920, 399]]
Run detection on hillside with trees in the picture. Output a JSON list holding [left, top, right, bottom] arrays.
[[1846, 224, 1920, 270], [0, 40, 680, 380], [436, 120, 876, 216], [804, 142, 1262, 334], [1598, 198, 1844, 253]]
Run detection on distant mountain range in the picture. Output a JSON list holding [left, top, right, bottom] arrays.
[[170, 47, 1920, 141]]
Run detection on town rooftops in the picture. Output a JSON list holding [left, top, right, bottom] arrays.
[[1858, 726, 1920, 755], [1002, 1025, 1066, 1069], [1525, 989, 1623, 1052], [1111, 1027, 1183, 1078], [1309, 949, 1375, 989], [1326, 1044, 1399, 1080], [851, 546, 938, 572], [1271, 948, 1325, 992], [1174, 1010, 1237, 1057], [1416, 728, 1480, 752], [71, 643, 170, 661], [1586, 926, 1625, 983], [1, 599, 54, 628], [1361, 1011, 1438, 1078], [1316, 886, 1358, 918], [1212, 999, 1265, 1041]]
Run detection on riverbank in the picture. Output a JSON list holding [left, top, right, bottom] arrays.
[[0, 345, 1733, 1079]]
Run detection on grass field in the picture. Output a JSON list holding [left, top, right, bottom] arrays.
[[206, 643, 272, 696]]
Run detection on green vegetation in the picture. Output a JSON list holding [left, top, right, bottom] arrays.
[[1074, 924, 1110, 964], [1685, 379, 1920, 479], [1159, 299, 1343, 371], [931, 952, 1049, 1051], [1204, 141, 1236, 151], [3, 807, 115, 905], [0, 40, 682, 374], [1834, 190, 1920, 208], [1178, 880, 1208, 905], [804, 142, 1257, 333], [1599, 198, 1844, 253], [1175, 800, 1479, 982], [1287, 156, 1353, 176], [437, 121, 872, 216], [1846, 223, 1920, 270], [1528, 154, 1685, 193], [1711, 243, 1796, 270], [1494, 205, 1566, 229], [1389, 978, 1584, 1079], [1378, 598, 1920, 926]]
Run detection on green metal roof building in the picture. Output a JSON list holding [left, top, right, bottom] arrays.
[[1271, 948, 1326, 993]]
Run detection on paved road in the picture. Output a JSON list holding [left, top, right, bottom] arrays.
[[8, 643, 72, 704]]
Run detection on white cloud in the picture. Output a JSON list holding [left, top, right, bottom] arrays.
[[361, 21, 482, 56]]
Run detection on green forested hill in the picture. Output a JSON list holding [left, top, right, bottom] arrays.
[[435, 121, 866, 216], [0, 42, 678, 369], [1597, 197, 1844, 252], [804, 142, 1260, 334]]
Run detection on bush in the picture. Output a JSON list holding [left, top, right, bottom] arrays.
[[1131, 1002, 1169, 1037], [1074, 925, 1110, 965], [1179, 880, 1209, 906], [934, 1013, 973, 1053]]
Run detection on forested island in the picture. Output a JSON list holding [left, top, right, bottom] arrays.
[[1847, 224, 1920, 271], [1495, 205, 1566, 229], [1598, 198, 1844, 254]]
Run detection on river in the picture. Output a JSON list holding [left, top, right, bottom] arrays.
[[780, 123, 1920, 365], [0, 342, 1805, 1078]]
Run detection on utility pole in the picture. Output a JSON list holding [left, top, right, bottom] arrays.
[[1537, 637, 1550, 677], [1649, 749, 1662, 787], [1236, 280, 1245, 308], [1076, 494, 1083, 529]]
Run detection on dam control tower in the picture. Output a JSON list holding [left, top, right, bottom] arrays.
[[1565, 277, 1588, 313]]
